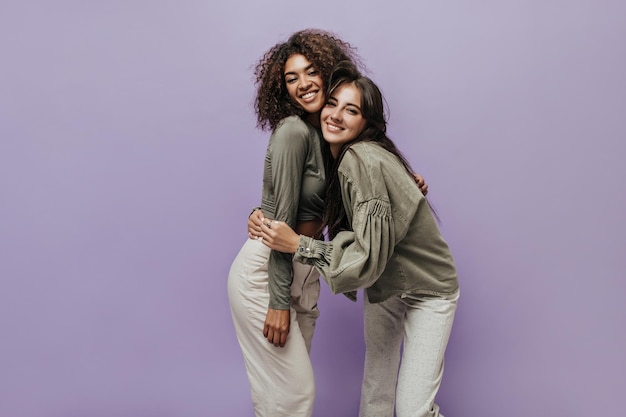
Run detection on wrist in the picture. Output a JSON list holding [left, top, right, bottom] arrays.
[[290, 235, 300, 253]]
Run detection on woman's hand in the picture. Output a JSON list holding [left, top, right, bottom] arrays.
[[263, 308, 290, 347], [248, 208, 265, 239], [259, 218, 300, 253], [413, 173, 428, 196]]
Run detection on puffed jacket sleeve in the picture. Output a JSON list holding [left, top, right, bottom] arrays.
[[293, 149, 403, 295]]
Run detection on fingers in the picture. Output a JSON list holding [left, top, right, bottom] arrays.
[[249, 219, 275, 240], [259, 219, 282, 246], [259, 218, 279, 238], [248, 210, 265, 239], [264, 324, 281, 347], [264, 327, 281, 347], [248, 220, 262, 239], [250, 209, 264, 223], [261, 218, 279, 228], [412, 173, 429, 196], [263, 309, 290, 348]]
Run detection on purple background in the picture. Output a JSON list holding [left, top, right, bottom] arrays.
[[1, 1, 625, 416]]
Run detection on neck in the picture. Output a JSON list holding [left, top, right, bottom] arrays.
[[305, 111, 321, 128]]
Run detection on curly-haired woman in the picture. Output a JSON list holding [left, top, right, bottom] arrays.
[[227, 30, 426, 417], [227, 29, 360, 417]]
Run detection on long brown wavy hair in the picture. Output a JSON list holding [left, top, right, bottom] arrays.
[[254, 29, 362, 131], [322, 62, 433, 239]]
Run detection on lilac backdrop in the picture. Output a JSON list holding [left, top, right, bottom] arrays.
[[1, 1, 624, 416]]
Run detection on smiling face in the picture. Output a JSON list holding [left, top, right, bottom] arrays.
[[284, 54, 325, 124], [321, 82, 367, 158]]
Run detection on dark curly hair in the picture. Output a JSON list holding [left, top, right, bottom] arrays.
[[254, 29, 362, 131]]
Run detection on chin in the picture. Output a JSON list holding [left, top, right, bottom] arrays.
[[307, 104, 324, 114]]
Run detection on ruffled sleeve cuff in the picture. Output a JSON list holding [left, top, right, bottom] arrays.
[[293, 235, 330, 264]]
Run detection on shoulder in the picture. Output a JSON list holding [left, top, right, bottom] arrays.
[[269, 116, 317, 156], [272, 116, 313, 141], [339, 142, 385, 173], [337, 143, 389, 202]]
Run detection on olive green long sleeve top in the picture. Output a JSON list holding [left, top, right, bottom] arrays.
[[293, 141, 458, 303], [261, 116, 326, 310]]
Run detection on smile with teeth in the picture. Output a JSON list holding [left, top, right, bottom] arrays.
[[326, 122, 343, 132], [301, 91, 317, 100]]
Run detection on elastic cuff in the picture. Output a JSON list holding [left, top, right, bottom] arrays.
[[293, 235, 327, 264], [296, 235, 314, 257]]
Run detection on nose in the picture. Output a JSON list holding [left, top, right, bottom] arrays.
[[298, 78, 312, 91], [329, 107, 342, 122]]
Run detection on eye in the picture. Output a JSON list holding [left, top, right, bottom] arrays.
[[285, 77, 297, 84], [347, 107, 359, 115], [325, 101, 336, 107], [307, 70, 318, 76]]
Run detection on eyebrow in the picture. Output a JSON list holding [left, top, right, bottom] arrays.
[[284, 64, 315, 77], [328, 95, 362, 110]]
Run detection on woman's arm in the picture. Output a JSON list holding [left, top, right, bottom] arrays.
[[261, 119, 311, 347], [261, 197, 396, 294], [264, 120, 309, 310]]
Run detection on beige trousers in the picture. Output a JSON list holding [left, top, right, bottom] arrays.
[[228, 238, 320, 417], [360, 290, 459, 417]]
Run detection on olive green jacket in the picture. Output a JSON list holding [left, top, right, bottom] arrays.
[[294, 142, 458, 303]]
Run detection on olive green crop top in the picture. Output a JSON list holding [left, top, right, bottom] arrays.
[[260, 116, 326, 309]]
